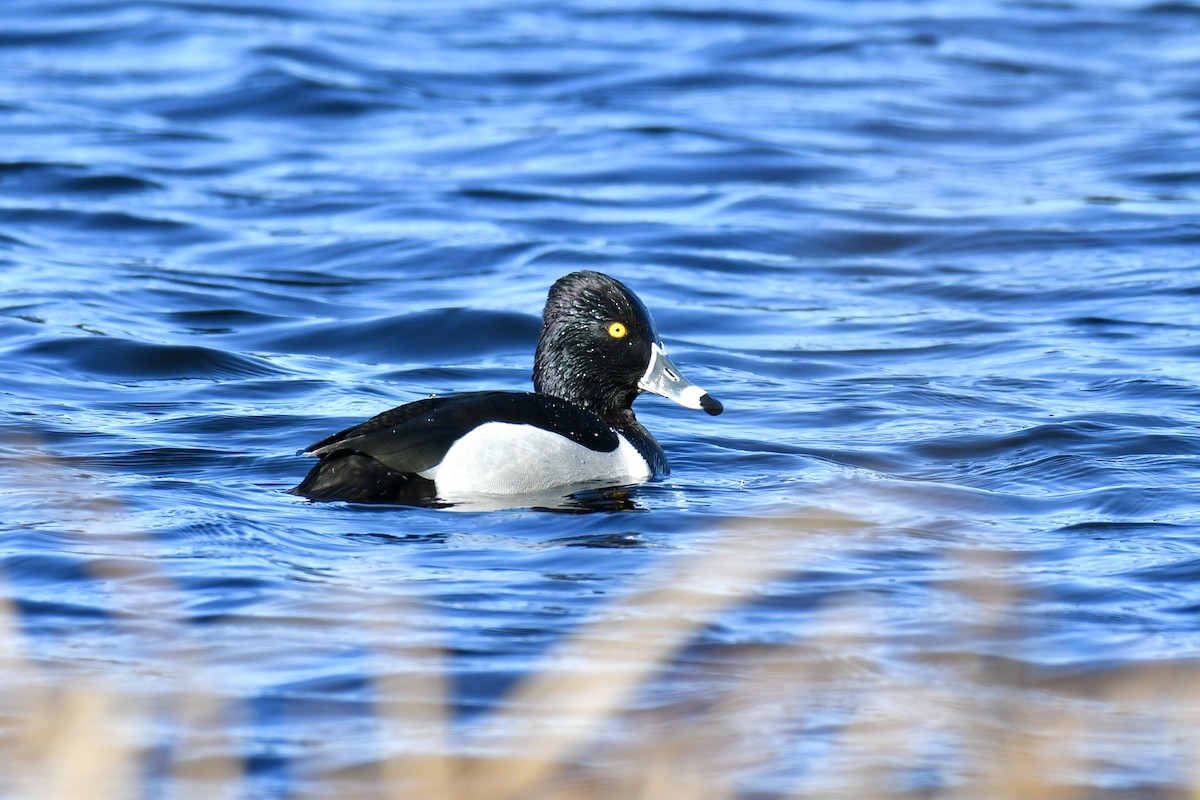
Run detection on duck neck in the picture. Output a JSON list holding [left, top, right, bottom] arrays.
[[533, 346, 636, 425]]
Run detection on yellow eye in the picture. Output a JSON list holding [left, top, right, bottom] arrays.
[[607, 321, 627, 339]]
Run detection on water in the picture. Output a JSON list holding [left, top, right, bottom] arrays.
[[2, 0, 1200, 796]]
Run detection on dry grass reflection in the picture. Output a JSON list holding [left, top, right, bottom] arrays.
[[2, 444, 1197, 798]]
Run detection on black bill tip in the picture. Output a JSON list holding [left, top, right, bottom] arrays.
[[700, 394, 723, 416]]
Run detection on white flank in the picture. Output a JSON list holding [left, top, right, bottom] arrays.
[[423, 422, 650, 496]]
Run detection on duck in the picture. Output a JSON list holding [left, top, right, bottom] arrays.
[[291, 270, 723, 504]]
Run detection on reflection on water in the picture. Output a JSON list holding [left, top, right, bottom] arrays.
[[443, 484, 647, 514]]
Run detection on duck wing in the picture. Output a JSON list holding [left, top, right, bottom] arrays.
[[304, 391, 620, 476], [303, 393, 467, 455]]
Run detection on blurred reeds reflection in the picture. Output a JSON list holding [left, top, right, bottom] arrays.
[[1, 444, 1196, 799]]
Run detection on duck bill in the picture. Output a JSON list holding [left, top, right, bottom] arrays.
[[637, 342, 723, 416]]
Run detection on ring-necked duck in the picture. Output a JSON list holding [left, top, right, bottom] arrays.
[[292, 270, 722, 503]]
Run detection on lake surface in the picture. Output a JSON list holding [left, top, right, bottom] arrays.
[[2, 0, 1200, 796]]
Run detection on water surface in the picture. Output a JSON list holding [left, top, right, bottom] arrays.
[[2, 0, 1200, 796]]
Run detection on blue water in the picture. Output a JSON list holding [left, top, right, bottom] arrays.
[[3, 0, 1200, 796]]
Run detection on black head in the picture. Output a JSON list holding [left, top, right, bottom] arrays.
[[533, 271, 722, 424]]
